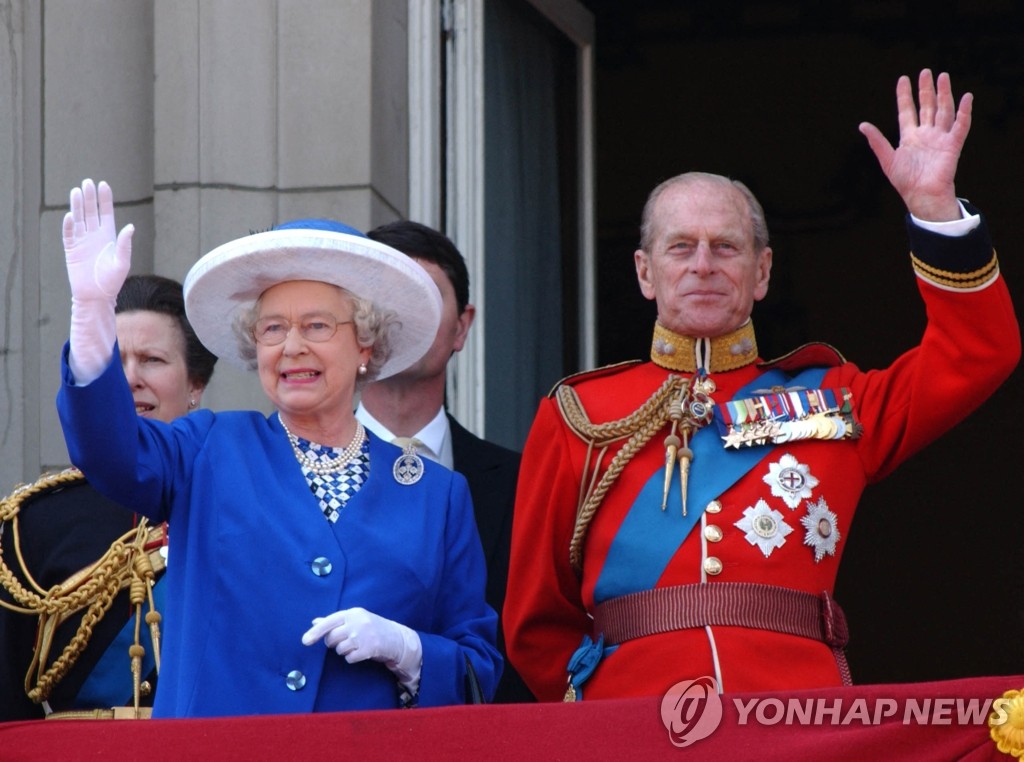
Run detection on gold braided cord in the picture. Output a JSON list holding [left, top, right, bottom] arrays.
[[913, 268, 998, 290], [557, 375, 686, 574], [28, 557, 128, 703], [911, 250, 999, 288], [0, 468, 163, 707], [557, 374, 683, 445]]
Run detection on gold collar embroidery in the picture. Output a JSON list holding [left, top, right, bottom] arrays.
[[650, 321, 759, 373]]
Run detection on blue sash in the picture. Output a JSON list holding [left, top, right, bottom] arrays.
[[592, 366, 828, 603], [74, 574, 165, 708]]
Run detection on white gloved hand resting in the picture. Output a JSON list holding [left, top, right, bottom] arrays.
[[302, 607, 423, 692], [63, 179, 133, 384]]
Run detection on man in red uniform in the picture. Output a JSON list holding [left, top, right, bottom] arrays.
[[504, 69, 1020, 700]]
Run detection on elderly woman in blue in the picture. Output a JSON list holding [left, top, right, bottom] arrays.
[[56, 178, 501, 718]]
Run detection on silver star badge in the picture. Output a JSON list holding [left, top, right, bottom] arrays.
[[734, 499, 792, 557], [800, 497, 840, 562], [763, 453, 819, 509]]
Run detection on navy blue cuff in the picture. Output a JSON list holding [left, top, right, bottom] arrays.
[[904, 202, 998, 288]]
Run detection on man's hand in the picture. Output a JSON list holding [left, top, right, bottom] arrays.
[[859, 69, 972, 222]]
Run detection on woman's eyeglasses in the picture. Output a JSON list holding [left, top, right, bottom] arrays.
[[252, 315, 354, 346]]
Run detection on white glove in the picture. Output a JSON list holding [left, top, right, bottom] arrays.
[[302, 607, 423, 692], [63, 179, 133, 384]]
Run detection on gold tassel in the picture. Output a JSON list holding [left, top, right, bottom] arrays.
[[129, 643, 145, 717], [661, 434, 680, 510], [129, 556, 150, 716], [139, 555, 162, 674], [145, 607, 162, 675], [678, 429, 693, 517], [661, 382, 689, 510]]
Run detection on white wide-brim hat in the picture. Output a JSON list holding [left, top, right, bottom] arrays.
[[182, 219, 442, 379]]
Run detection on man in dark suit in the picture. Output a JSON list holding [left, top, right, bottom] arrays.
[[358, 220, 532, 702]]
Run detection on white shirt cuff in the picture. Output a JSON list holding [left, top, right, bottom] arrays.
[[910, 200, 980, 238]]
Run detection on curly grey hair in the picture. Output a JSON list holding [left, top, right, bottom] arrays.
[[232, 286, 395, 388]]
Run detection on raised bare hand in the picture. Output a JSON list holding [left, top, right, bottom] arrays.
[[859, 70, 972, 222]]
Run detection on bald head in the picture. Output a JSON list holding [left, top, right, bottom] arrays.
[[639, 172, 769, 253]]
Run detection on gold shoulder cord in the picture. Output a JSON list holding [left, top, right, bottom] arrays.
[[0, 468, 163, 718], [555, 375, 685, 575]]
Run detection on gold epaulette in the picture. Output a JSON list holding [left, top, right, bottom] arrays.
[[546, 359, 643, 398], [0, 468, 87, 523]]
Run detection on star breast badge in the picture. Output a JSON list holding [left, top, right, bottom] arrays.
[[800, 497, 840, 562], [735, 499, 793, 557], [763, 453, 819, 510]]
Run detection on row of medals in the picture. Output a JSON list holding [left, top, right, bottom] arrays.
[[663, 375, 858, 515]]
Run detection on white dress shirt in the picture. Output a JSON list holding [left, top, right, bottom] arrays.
[[355, 402, 454, 470]]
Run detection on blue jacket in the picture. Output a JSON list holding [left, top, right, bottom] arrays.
[[57, 345, 501, 717]]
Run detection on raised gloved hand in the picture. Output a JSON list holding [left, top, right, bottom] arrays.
[[302, 607, 423, 691], [63, 179, 134, 384]]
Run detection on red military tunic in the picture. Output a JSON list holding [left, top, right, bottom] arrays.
[[504, 214, 1019, 701]]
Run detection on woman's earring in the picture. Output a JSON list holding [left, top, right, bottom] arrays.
[[358, 363, 368, 376], [189, 398, 197, 408]]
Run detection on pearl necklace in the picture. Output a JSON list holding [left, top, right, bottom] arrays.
[[280, 418, 367, 476]]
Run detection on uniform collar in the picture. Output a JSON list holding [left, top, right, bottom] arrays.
[[650, 320, 759, 373]]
